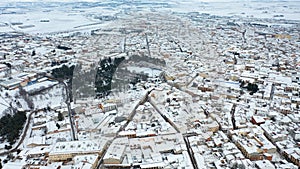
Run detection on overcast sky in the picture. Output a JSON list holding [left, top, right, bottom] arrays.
[[2, 0, 295, 2], [0, 0, 246, 2]]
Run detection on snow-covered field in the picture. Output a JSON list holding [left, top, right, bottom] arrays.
[[0, 89, 20, 117], [171, 0, 300, 21], [0, 2, 119, 35], [127, 66, 162, 77], [0, 0, 299, 35], [0, 95, 10, 116], [0, 83, 65, 117], [31, 83, 66, 110]]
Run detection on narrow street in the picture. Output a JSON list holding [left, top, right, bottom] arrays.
[[118, 89, 152, 133], [148, 91, 198, 169], [186, 73, 199, 87], [184, 136, 199, 169], [148, 98, 180, 133]]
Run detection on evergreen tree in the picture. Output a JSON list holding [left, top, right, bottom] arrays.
[[31, 50, 36, 56], [58, 112, 64, 121], [56, 123, 60, 129]]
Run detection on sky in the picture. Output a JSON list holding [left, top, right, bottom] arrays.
[[2, 0, 298, 2], [3, 0, 230, 1]]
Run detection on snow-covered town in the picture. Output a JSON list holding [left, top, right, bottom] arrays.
[[0, 0, 300, 169]]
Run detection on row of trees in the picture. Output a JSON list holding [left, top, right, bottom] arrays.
[[95, 56, 125, 95], [52, 65, 75, 80], [0, 111, 27, 145], [51, 55, 164, 99], [52, 65, 75, 101]]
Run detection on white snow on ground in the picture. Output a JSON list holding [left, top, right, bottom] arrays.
[[0, 1, 120, 35], [0, 0, 299, 35], [0, 95, 10, 117], [0, 10, 95, 34], [1, 0, 297, 2], [0, 89, 20, 117], [127, 66, 162, 77], [0, 82, 65, 116], [31, 84, 66, 110], [169, 1, 300, 21], [1, 0, 102, 2], [0, 25, 14, 33]]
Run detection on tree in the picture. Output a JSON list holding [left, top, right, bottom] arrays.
[[246, 83, 258, 93], [240, 80, 245, 88], [57, 112, 64, 121], [31, 50, 36, 56], [56, 123, 60, 129], [4, 145, 12, 150], [7, 154, 14, 160]]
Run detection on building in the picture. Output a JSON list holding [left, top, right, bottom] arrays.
[[49, 139, 108, 161], [255, 160, 275, 169], [0, 78, 22, 89], [103, 144, 126, 164], [283, 148, 300, 167]]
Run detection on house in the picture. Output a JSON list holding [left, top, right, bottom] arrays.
[[255, 160, 275, 169], [251, 116, 266, 125], [283, 148, 300, 167], [103, 144, 126, 164], [73, 154, 99, 169]]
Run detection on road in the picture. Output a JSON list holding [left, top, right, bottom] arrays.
[[97, 89, 152, 168], [161, 73, 205, 169], [270, 83, 275, 101], [148, 91, 198, 169], [46, 75, 77, 141], [230, 104, 237, 130], [148, 98, 180, 133], [118, 89, 152, 133], [186, 73, 199, 87], [183, 136, 199, 169], [149, 98, 199, 169], [145, 33, 151, 57], [200, 106, 209, 117]]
